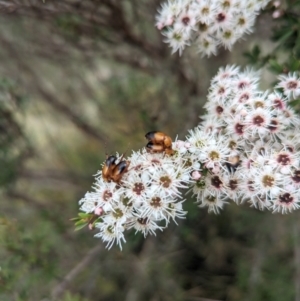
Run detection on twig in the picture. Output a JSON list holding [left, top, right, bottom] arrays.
[[51, 244, 103, 300], [19, 169, 89, 184], [0, 36, 108, 143], [35, 85, 108, 143], [7, 190, 48, 212]]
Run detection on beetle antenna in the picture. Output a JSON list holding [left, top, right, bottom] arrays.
[[103, 141, 109, 158], [119, 143, 131, 161]]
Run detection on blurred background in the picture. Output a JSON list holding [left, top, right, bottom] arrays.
[[0, 1, 300, 301]]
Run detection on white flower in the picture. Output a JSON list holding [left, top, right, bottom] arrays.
[[223, 171, 241, 203], [137, 191, 186, 224], [248, 194, 272, 211], [173, 9, 198, 33], [269, 148, 299, 174], [280, 131, 300, 154], [239, 174, 272, 210], [156, 0, 271, 56], [267, 92, 287, 111], [211, 65, 240, 83], [276, 72, 300, 99], [234, 11, 256, 35], [198, 189, 227, 214], [123, 172, 150, 205], [163, 27, 191, 55], [173, 139, 189, 154], [198, 137, 230, 170], [127, 217, 164, 237], [95, 222, 126, 250], [244, 107, 272, 138], [196, 35, 219, 57], [199, 116, 224, 135], [212, 9, 234, 31], [225, 114, 247, 140], [155, 0, 185, 29], [233, 87, 257, 105], [207, 80, 232, 105], [193, 173, 228, 213], [151, 165, 189, 198], [290, 169, 300, 187], [192, 0, 216, 24], [93, 179, 123, 210], [164, 200, 187, 223], [252, 165, 284, 198], [217, 28, 242, 51], [272, 190, 300, 214], [233, 68, 260, 91], [281, 107, 300, 127], [79, 192, 98, 213], [187, 127, 218, 153]]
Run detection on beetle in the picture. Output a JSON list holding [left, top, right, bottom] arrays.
[[146, 141, 174, 155], [145, 131, 172, 148], [110, 160, 130, 183], [225, 155, 240, 172], [102, 155, 117, 182], [145, 131, 174, 155], [102, 153, 129, 183]]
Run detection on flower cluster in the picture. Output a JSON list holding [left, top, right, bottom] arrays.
[[186, 65, 300, 213], [77, 66, 300, 249], [78, 148, 191, 249], [156, 0, 270, 56]]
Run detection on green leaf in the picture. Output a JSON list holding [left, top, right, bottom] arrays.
[[74, 220, 89, 226], [268, 59, 284, 73], [275, 28, 294, 48], [74, 223, 88, 231], [78, 212, 92, 218]]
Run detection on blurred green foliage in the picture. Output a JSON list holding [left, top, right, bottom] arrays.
[[0, 78, 31, 188], [245, 0, 300, 74]]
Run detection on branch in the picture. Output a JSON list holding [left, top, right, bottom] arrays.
[[0, 0, 165, 59], [112, 52, 157, 75], [102, 0, 165, 58], [51, 243, 103, 300], [0, 36, 108, 143], [35, 85, 108, 143], [6, 190, 49, 212], [0, 0, 63, 14], [19, 169, 89, 185]]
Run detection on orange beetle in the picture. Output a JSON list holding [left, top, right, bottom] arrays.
[[102, 155, 117, 182], [225, 155, 240, 172], [111, 160, 130, 183], [102, 154, 129, 183], [145, 131, 174, 155]]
